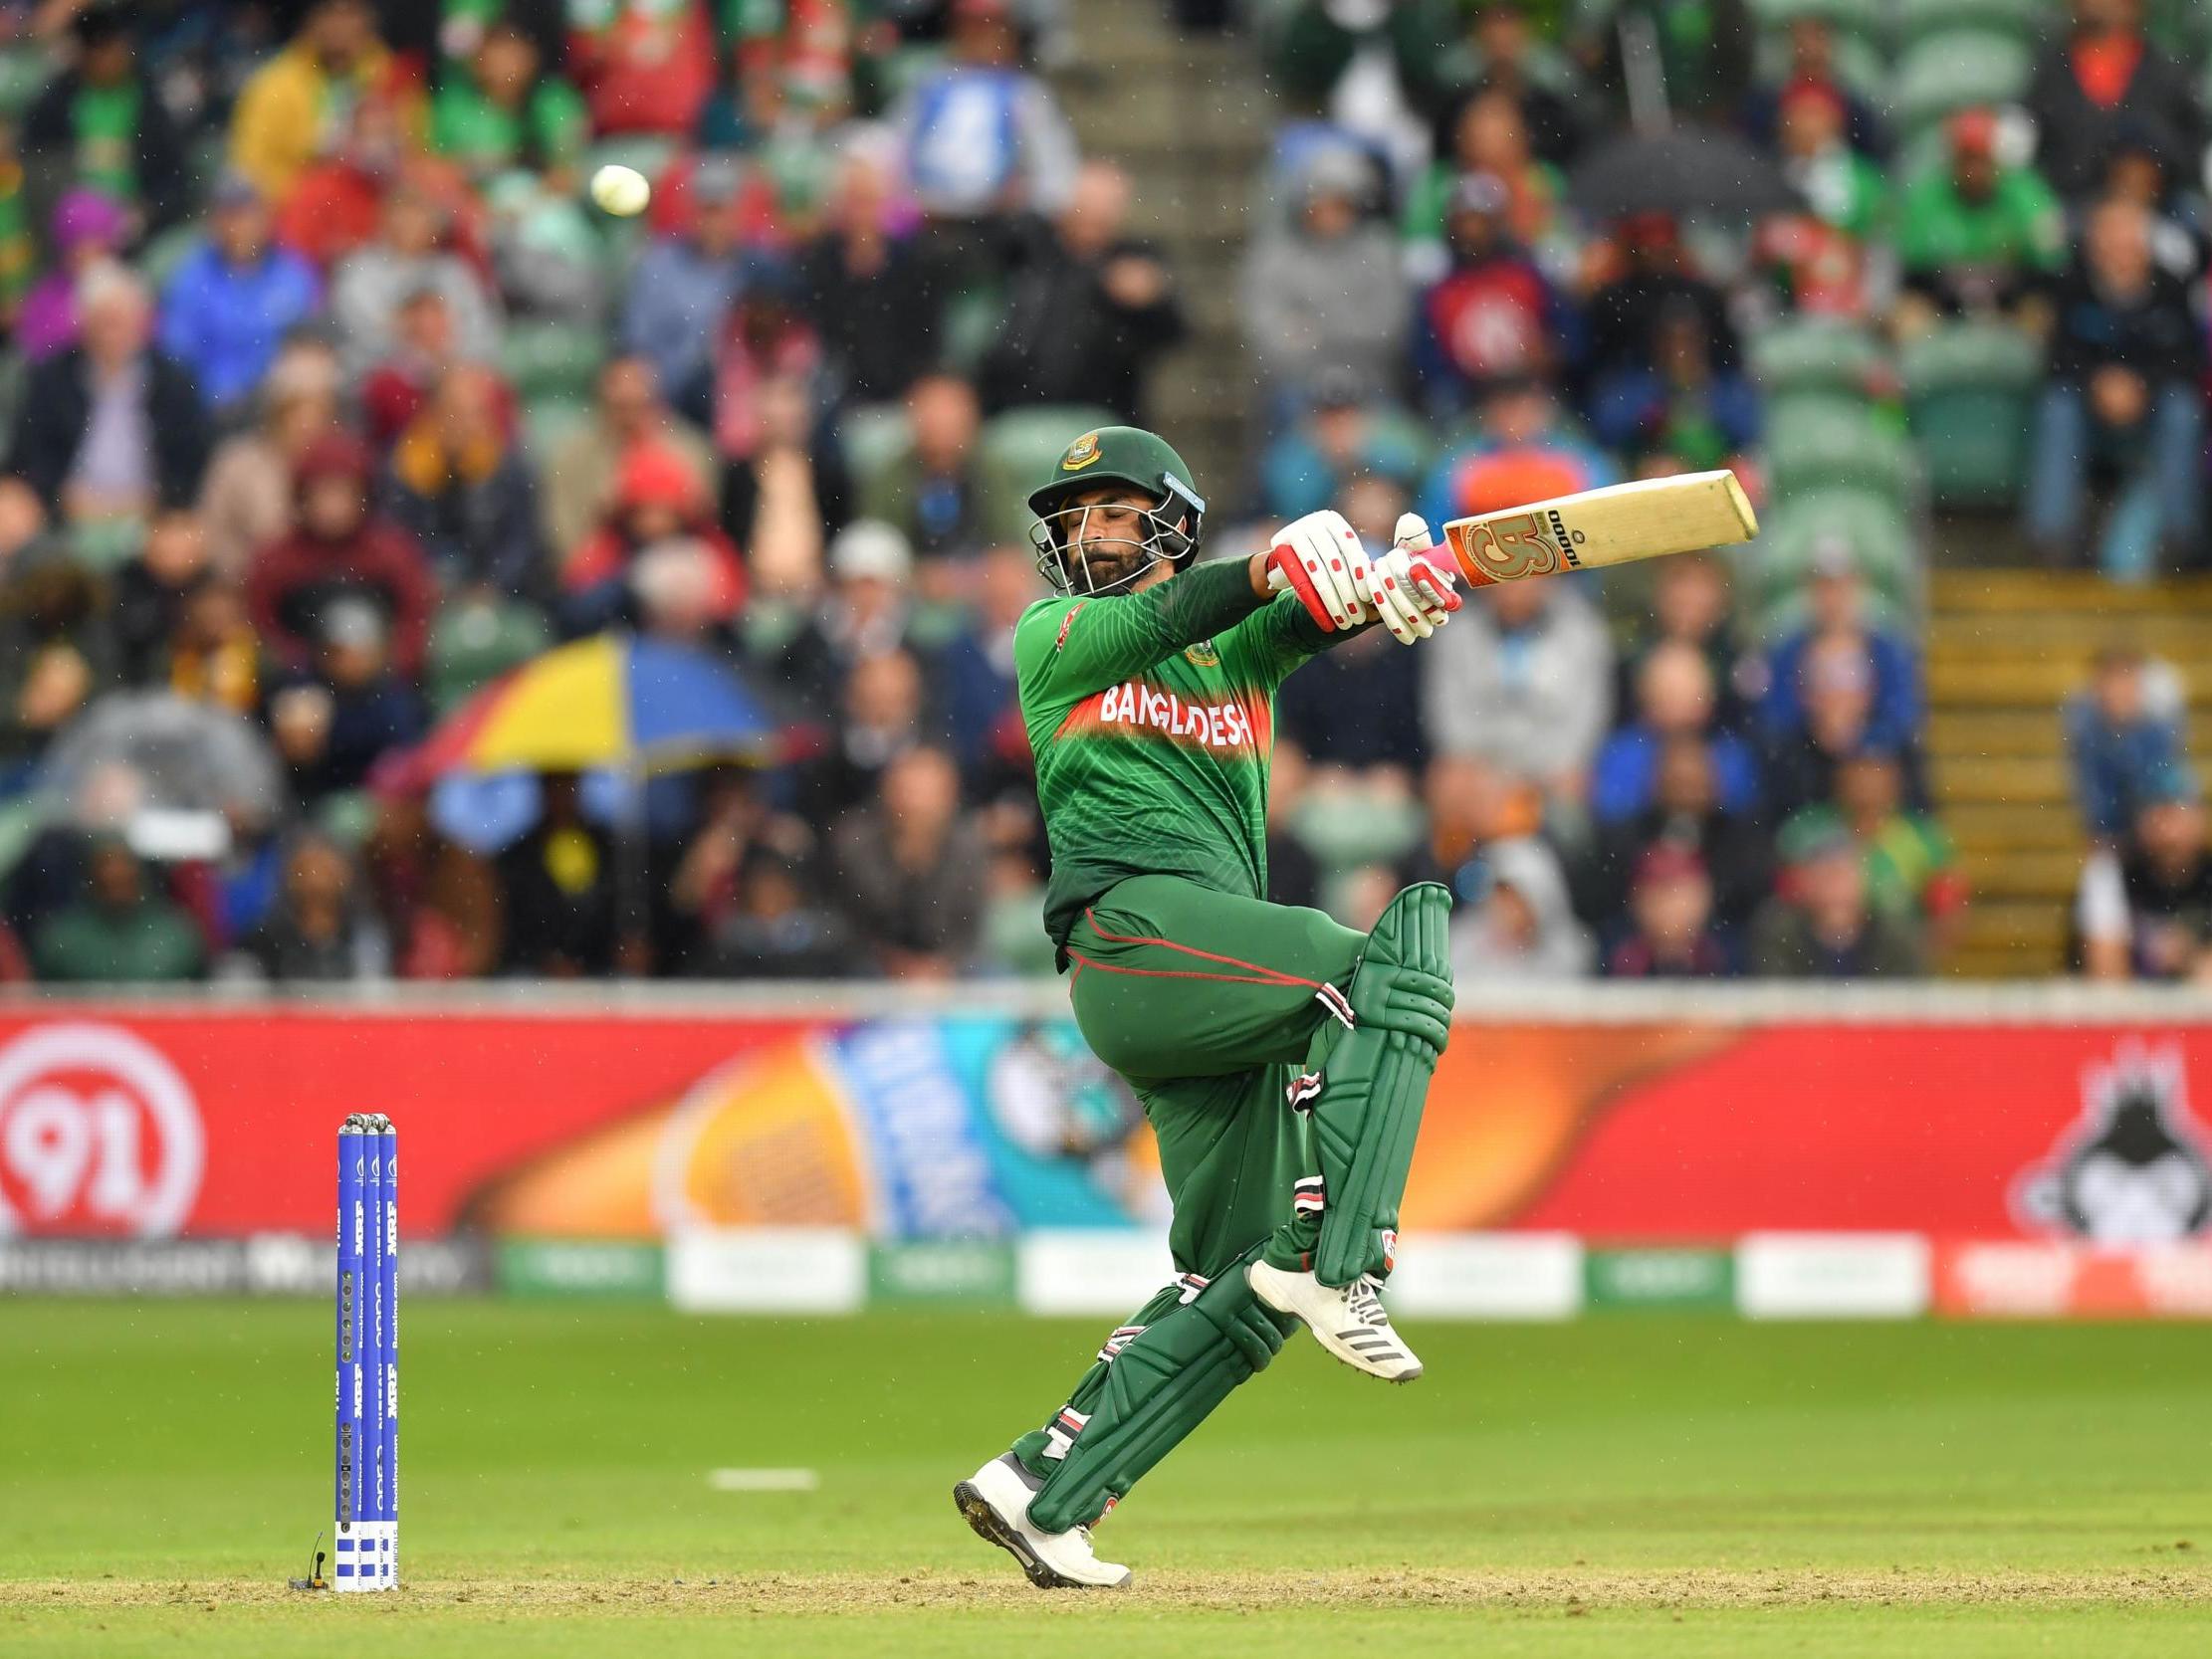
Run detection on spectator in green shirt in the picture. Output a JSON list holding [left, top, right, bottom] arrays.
[[1894, 107, 2066, 331], [430, 19, 589, 188], [21, 0, 188, 234], [31, 836, 207, 985]]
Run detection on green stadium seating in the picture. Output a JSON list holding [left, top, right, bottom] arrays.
[[979, 405, 1121, 545], [520, 395, 594, 460], [1895, 0, 2047, 50], [837, 403, 914, 506], [0, 46, 45, 119], [1766, 401, 1916, 501], [1749, 487, 1919, 623], [1893, 30, 2036, 136], [1901, 320, 2045, 510], [427, 597, 552, 716], [499, 320, 605, 403], [1749, 319, 1890, 400]]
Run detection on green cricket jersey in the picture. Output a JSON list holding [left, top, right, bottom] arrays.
[[1014, 556, 1333, 954]]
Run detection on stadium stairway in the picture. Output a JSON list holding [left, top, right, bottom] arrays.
[[1050, 8, 1272, 502], [1927, 570, 2212, 978]]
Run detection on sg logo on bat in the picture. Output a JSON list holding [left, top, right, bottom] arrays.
[[1443, 511, 1586, 587]]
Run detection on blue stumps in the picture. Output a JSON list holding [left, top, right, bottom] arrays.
[[334, 1113, 398, 1591]]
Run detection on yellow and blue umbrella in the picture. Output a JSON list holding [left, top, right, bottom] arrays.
[[382, 634, 781, 788]]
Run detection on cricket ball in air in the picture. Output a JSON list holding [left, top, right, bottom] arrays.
[[590, 164, 651, 218]]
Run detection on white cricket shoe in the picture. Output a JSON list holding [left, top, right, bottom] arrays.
[[1248, 1260, 1424, 1382], [953, 1453, 1132, 1589]]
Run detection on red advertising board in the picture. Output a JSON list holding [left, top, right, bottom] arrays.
[[0, 1003, 2206, 1249]]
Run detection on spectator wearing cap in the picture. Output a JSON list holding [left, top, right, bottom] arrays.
[[15, 187, 130, 363], [229, 0, 424, 202], [979, 159, 1187, 424], [1448, 836, 1592, 981], [265, 594, 426, 801], [541, 356, 717, 565], [1738, 17, 1886, 161], [559, 444, 747, 636], [620, 155, 751, 400], [430, 20, 589, 186], [22, 0, 188, 232], [156, 173, 323, 416], [773, 518, 915, 714], [2025, 0, 2204, 205], [1240, 143, 1407, 428], [199, 338, 343, 579], [331, 184, 503, 381], [6, 261, 211, 526], [1893, 108, 2066, 331], [31, 836, 205, 984], [1259, 371, 1424, 522], [856, 372, 987, 565], [797, 143, 944, 409], [2077, 764, 2212, 980], [566, 0, 718, 137], [1757, 534, 1920, 750], [1410, 170, 1575, 423], [1605, 845, 1732, 978], [828, 743, 986, 979], [2026, 194, 2205, 581], [1750, 818, 1925, 978], [892, 0, 1080, 227], [2065, 645, 2188, 841], [246, 430, 436, 679], [384, 362, 548, 600], [1593, 639, 1761, 829]]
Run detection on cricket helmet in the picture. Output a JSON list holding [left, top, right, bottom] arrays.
[[1026, 425, 1208, 595]]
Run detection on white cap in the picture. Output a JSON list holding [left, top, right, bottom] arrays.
[[830, 519, 913, 583]]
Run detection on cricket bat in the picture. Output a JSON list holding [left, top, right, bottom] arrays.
[[1437, 470, 1757, 588]]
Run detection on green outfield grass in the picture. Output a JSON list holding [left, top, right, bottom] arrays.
[[3, 1301, 2209, 1656]]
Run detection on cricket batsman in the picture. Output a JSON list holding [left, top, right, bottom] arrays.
[[955, 426, 1463, 1588]]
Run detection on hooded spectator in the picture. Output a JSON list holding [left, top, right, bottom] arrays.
[[1240, 144, 1407, 423], [385, 363, 547, 599], [246, 430, 436, 678], [7, 261, 211, 522], [1449, 835, 1592, 980], [156, 173, 324, 415]]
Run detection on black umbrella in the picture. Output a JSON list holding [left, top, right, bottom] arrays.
[[1569, 128, 1802, 222]]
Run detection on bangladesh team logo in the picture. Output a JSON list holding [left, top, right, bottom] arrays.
[[1059, 432, 1102, 472], [0, 1023, 205, 1237]]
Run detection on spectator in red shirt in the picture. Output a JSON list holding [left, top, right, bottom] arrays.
[[560, 444, 747, 636], [1411, 171, 1575, 421]]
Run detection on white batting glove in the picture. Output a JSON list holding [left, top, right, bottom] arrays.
[[1364, 513, 1462, 644], [1264, 510, 1377, 633]]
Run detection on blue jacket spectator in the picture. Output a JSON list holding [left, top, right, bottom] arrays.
[[1258, 370, 1426, 521], [891, 0, 1078, 220], [619, 157, 749, 398], [157, 174, 323, 415], [2066, 647, 2189, 840], [1592, 640, 1760, 826], [1757, 537, 1920, 750]]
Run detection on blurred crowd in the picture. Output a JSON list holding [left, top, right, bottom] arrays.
[[0, 0, 2199, 986]]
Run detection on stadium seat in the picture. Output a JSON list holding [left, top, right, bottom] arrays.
[[837, 404, 914, 508], [1749, 487, 1919, 623], [1893, 30, 2035, 137], [1901, 321, 2045, 510], [1291, 791, 1425, 878], [427, 597, 552, 716], [1748, 0, 1890, 98], [499, 320, 605, 403], [0, 45, 43, 119], [520, 395, 594, 460], [1749, 319, 1890, 401], [979, 405, 1122, 545], [1895, 0, 2047, 50], [1765, 402, 1915, 502]]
